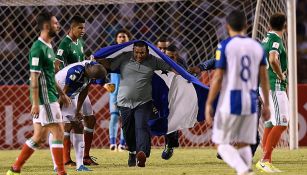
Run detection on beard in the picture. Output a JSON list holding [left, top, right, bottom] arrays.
[[48, 30, 57, 37]]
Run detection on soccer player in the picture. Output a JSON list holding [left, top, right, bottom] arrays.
[[97, 41, 171, 167], [109, 29, 131, 152], [55, 15, 98, 165], [7, 11, 70, 175], [156, 37, 170, 54], [256, 13, 288, 173], [205, 10, 270, 175], [189, 59, 262, 158], [52, 61, 106, 171], [156, 38, 181, 160], [159, 44, 187, 160]]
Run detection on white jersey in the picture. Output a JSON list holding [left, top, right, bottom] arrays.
[[215, 35, 266, 115], [55, 60, 94, 98]]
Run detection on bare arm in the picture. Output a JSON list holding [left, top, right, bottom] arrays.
[[205, 69, 224, 125], [259, 65, 271, 121], [54, 59, 63, 73], [75, 85, 90, 121], [30, 72, 40, 118], [56, 83, 71, 107], [269, 52, 285, 81]]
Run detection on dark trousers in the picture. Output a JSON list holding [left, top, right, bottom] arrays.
[[119, 101, 152, 157], [165, 131, 179, 148]]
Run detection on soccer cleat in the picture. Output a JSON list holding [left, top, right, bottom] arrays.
[[256, 161, 275, 173], [136, 151, 146, 167], [118, 144, 126, 152], [83, 156, 99, 166], [6, 169, 20, 175], [128, 152, 136, 167], [110, 144, 117, 152], [216, 153, 223, 160], [161, 145, 174, 160], [76, 165, 92, 171], [269, 163, 283, 172], [64, 160, 76, 167]]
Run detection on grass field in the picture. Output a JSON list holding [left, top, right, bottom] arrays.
[[1, 148, 307, 175]]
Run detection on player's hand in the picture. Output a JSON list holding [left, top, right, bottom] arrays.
[[205, 104, 214, 126], [75, 111, 84, 122], [31, 105, 40, 119], [58, 94, 71, 108], [188, 66, 201, 75], [104, 83, 115, 93], [261, 105, 270, 121]]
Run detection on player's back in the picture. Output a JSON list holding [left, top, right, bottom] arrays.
[[217, 36, 265, 115]]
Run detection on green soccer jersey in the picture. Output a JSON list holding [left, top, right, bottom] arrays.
[[56, 35, 85, 66], [29, 38, 58, 105], [261, 31, 288, 91]]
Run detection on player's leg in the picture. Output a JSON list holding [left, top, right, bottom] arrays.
[[109, 92, 119, 151], [118, 106, 136, 167], [71, 121, 92, 171], [118, 128, 126, 151], [134, 101, 152, 167], [82, 96, 98, 165], [8, 123, 46, 174], [62, 123, 74, 166], [213, 113, 253, 175], [162, 131, 179, 160], [46, 102, 67, 175]]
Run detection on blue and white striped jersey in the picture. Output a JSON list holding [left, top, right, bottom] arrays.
[[55, 60, 104, 98], [215, 35, 266, 115]]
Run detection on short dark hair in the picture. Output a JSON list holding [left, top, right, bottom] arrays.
[[269, 13, 286, 31], [71, 15, 85, 25], [37, 11, 53, 30], [115, 29, 132, 40], [134, 41, 148, 48], [226, 10, 246, 32], [166, 44, 177, 52], [156, 37, 170, 43]]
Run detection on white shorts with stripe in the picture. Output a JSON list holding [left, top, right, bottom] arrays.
[[212, 111, 258, 145], [33, 102, 62, 126], [62, 95, 93, 123], [260, 90, 289, 126]]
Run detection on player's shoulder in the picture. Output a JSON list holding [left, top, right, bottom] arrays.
[[59, 36, 73, 46], [30, 39, 46, 53]]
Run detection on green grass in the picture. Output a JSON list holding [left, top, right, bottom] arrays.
[[1, 148, 307, 175]]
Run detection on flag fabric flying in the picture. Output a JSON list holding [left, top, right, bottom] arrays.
[[93, 40, 209, 136]]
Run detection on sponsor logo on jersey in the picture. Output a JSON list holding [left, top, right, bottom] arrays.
[[70, 74, 77, 81], [57, 49, 64, 56], [73, 50, 76, 54], [32, 57, 39, 66], [215, 50, 221, 60], [48, 54, 52, 58], [272, 42, 280, 49]]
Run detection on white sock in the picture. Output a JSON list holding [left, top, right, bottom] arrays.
[[218, 144, 249, 174], [48, 133, 57, 170], [72, 133, 84, 169], [238, 146, 252, 169]]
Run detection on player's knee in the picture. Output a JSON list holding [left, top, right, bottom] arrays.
[[84, 115, 96, 128], [64, 122, 72, 132]]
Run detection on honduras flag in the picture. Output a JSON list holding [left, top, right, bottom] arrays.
[[93, 40, 209, 136]]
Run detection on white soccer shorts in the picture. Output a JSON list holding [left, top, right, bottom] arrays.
[[212, 111, 258, 145], [33, 102, 62, 126], [61, 95, 93, 123], [260, 89, 289, 127]]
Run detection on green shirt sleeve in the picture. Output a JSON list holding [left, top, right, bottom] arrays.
[[268, 38, 281, 55], [56, 41, 68, 63], [29, 45, 43, 72]]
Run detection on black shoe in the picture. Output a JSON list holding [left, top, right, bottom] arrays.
[[83, 156, 99, 165], [161, 145, 174, 160], [136, 151, 146, 167], [128, 152, 136, 167], [216, 153, 223, 160]]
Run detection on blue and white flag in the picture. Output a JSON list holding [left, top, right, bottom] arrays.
[[93, 40, 209, 136]]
